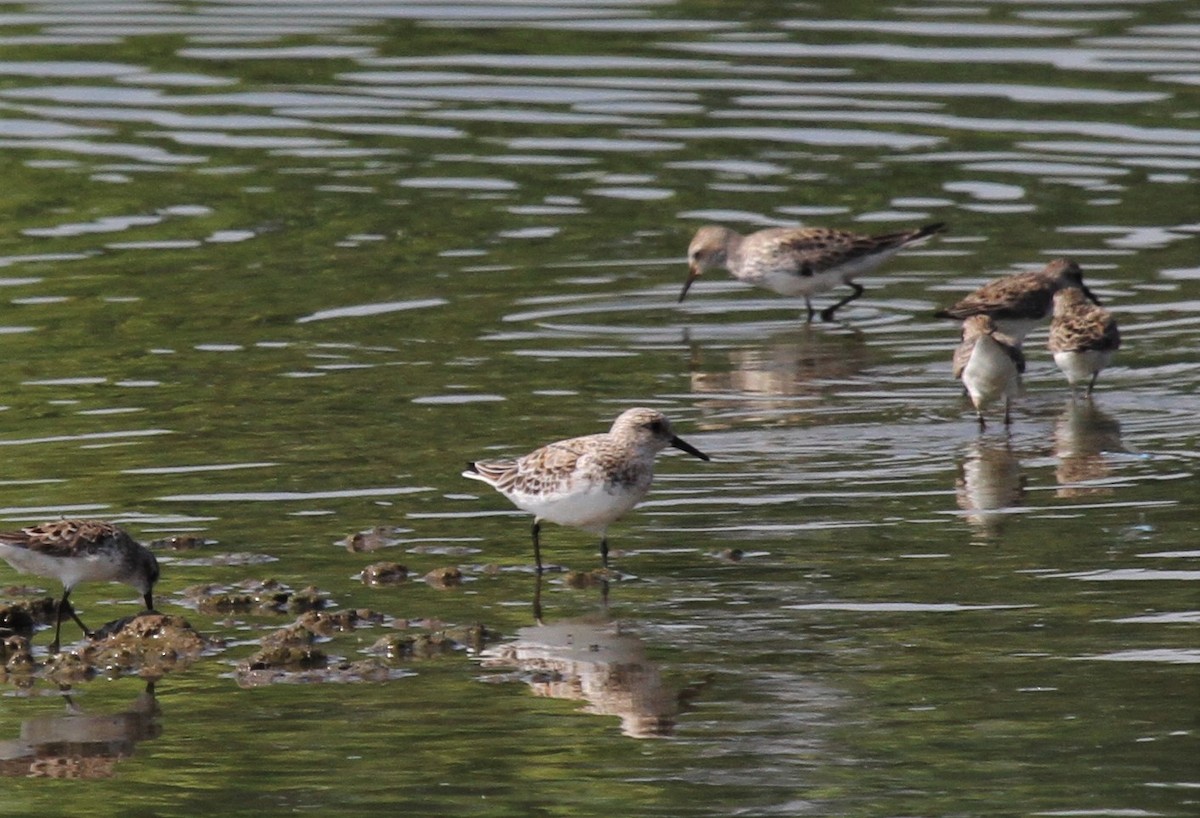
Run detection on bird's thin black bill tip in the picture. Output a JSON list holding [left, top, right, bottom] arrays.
[[671, 436, 711, 461]]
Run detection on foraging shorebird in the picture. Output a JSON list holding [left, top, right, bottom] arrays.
[[463, 408, 710, 571], [952, 315, 1026, 430], [935, 258, 1100, 343], [1048, 286, 1121, 396], [0, 519, 159, 651], [680, 221, 945, 321]]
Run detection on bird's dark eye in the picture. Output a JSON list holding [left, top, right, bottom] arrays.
[[647, 419, 666, 434]]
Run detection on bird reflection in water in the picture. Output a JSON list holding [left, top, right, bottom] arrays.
[[0, 682, 160, 778], [1054, 399, 1124, 498], [687, 326, 869, 420], [955, 437, 1025, 539], [481, 576, 706, 738]]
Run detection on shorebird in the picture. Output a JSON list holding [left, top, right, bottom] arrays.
[[463, 407, 710, 572], [0, 519, 159, 651], [935, 258, 1100, 343], [680, 221, 945, 321], [952, 315, 1026, 430], [1048, 286, 1121, 396]]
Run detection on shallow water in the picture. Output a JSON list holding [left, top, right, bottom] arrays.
[[0, 1, 1197, 815]]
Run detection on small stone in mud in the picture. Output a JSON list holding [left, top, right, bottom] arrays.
[[149, 535, 210, 551], [342, 526, 401, 553], [287, 586, 326, 613], [446, 623, 501, 652], [185, 581, 292, 614], [43, 650, 93, 684], [361, 562, 408, 586], [295, 609, 377, 637], [370, 631, 459, 660], [242, 644, 328, 672], [563, 569, 610, 589], [84, 613, 209, 677], [715, 548, 744, 562], [423, 566, 463, 588], [260, 623, 315, 650], [1, 634, 33, 673], [0, 597, 57, 633]]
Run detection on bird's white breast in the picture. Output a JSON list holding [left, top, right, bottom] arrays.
[[962, 337, 1020, 410]]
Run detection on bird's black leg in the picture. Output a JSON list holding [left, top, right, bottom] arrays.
[[821, 282, 864, 322], [531, 519, 544, 573], [52, 589, 91, 652], [1087, 373, 1098, 397], [600, 536, 609, 569], [1004, 397, 1012, 427], [804, 297, 815, 322], [977, 412, 987, 433], [532, 572, 545, 625]]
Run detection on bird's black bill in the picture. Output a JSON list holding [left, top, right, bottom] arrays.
[[1081, 284, 1102, 306], [678, 268, 699, 303], [671, 435, 710, 461], [144, 592, 155, 612]]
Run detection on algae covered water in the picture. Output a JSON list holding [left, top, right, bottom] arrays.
[[0, 1, 1196, 815]]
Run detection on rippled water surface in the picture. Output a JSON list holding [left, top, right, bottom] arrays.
[[0, 1, 1197, 815]]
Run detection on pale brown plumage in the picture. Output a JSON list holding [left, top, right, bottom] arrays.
[[463, 408, 710, 571], [935, 258, 1100, 342], [1048, 286, 1121, 395], [681, 221, 945, 321], [0, 519, 159, 651]]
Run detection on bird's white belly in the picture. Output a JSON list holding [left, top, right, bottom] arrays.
[[963, 339, 1020, 409], [0, 545, 124, 589], [508, 480, 647, 533], [1053, 350, 1111, 385], [756, 268, 841, 297], [751, 250, 897, 297]]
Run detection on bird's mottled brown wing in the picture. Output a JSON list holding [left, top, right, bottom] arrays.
[[774, 223, 943, 276], [471, 434, 602, 495], [937, 272, 1051, 320], [0, 519, 124, 558], [774, 228, 871, 274]]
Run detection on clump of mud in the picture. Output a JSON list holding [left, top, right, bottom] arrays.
[[341, 526, 406, 553], [0, 597, 58, 635], [41, 614, 209, 683], [182, 579, 328, 615], [423, 566, 463, 588], [360, 562, 408, 586]]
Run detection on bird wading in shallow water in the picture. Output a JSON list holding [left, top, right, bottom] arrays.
[[1048, 286, 1121, 396], [0, 519, 159, 652], [953, 315, 1026, 431], [935, 258, 1101, 343], [463, 407, 710, 572], [680, 221, 945, 322]]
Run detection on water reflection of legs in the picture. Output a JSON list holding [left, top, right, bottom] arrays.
[[496, 584, 700, 738], [531, 569, 610, 624], [0, 680, 161, 778]]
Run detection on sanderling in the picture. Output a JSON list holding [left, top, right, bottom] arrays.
[[679, 221, 945, 322], [0, 519, 159, 651], [463, 407, 710, 572], [935, 258, 1100, 342], [1048, 286, 1121, 396], [952, 315, 1025, 430]]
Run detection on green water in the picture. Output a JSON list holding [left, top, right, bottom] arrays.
[[0, 1, 1196, 815]]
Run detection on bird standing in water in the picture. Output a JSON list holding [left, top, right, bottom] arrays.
[[463, 408, 710, 572], [680, 221, 945, 321]]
